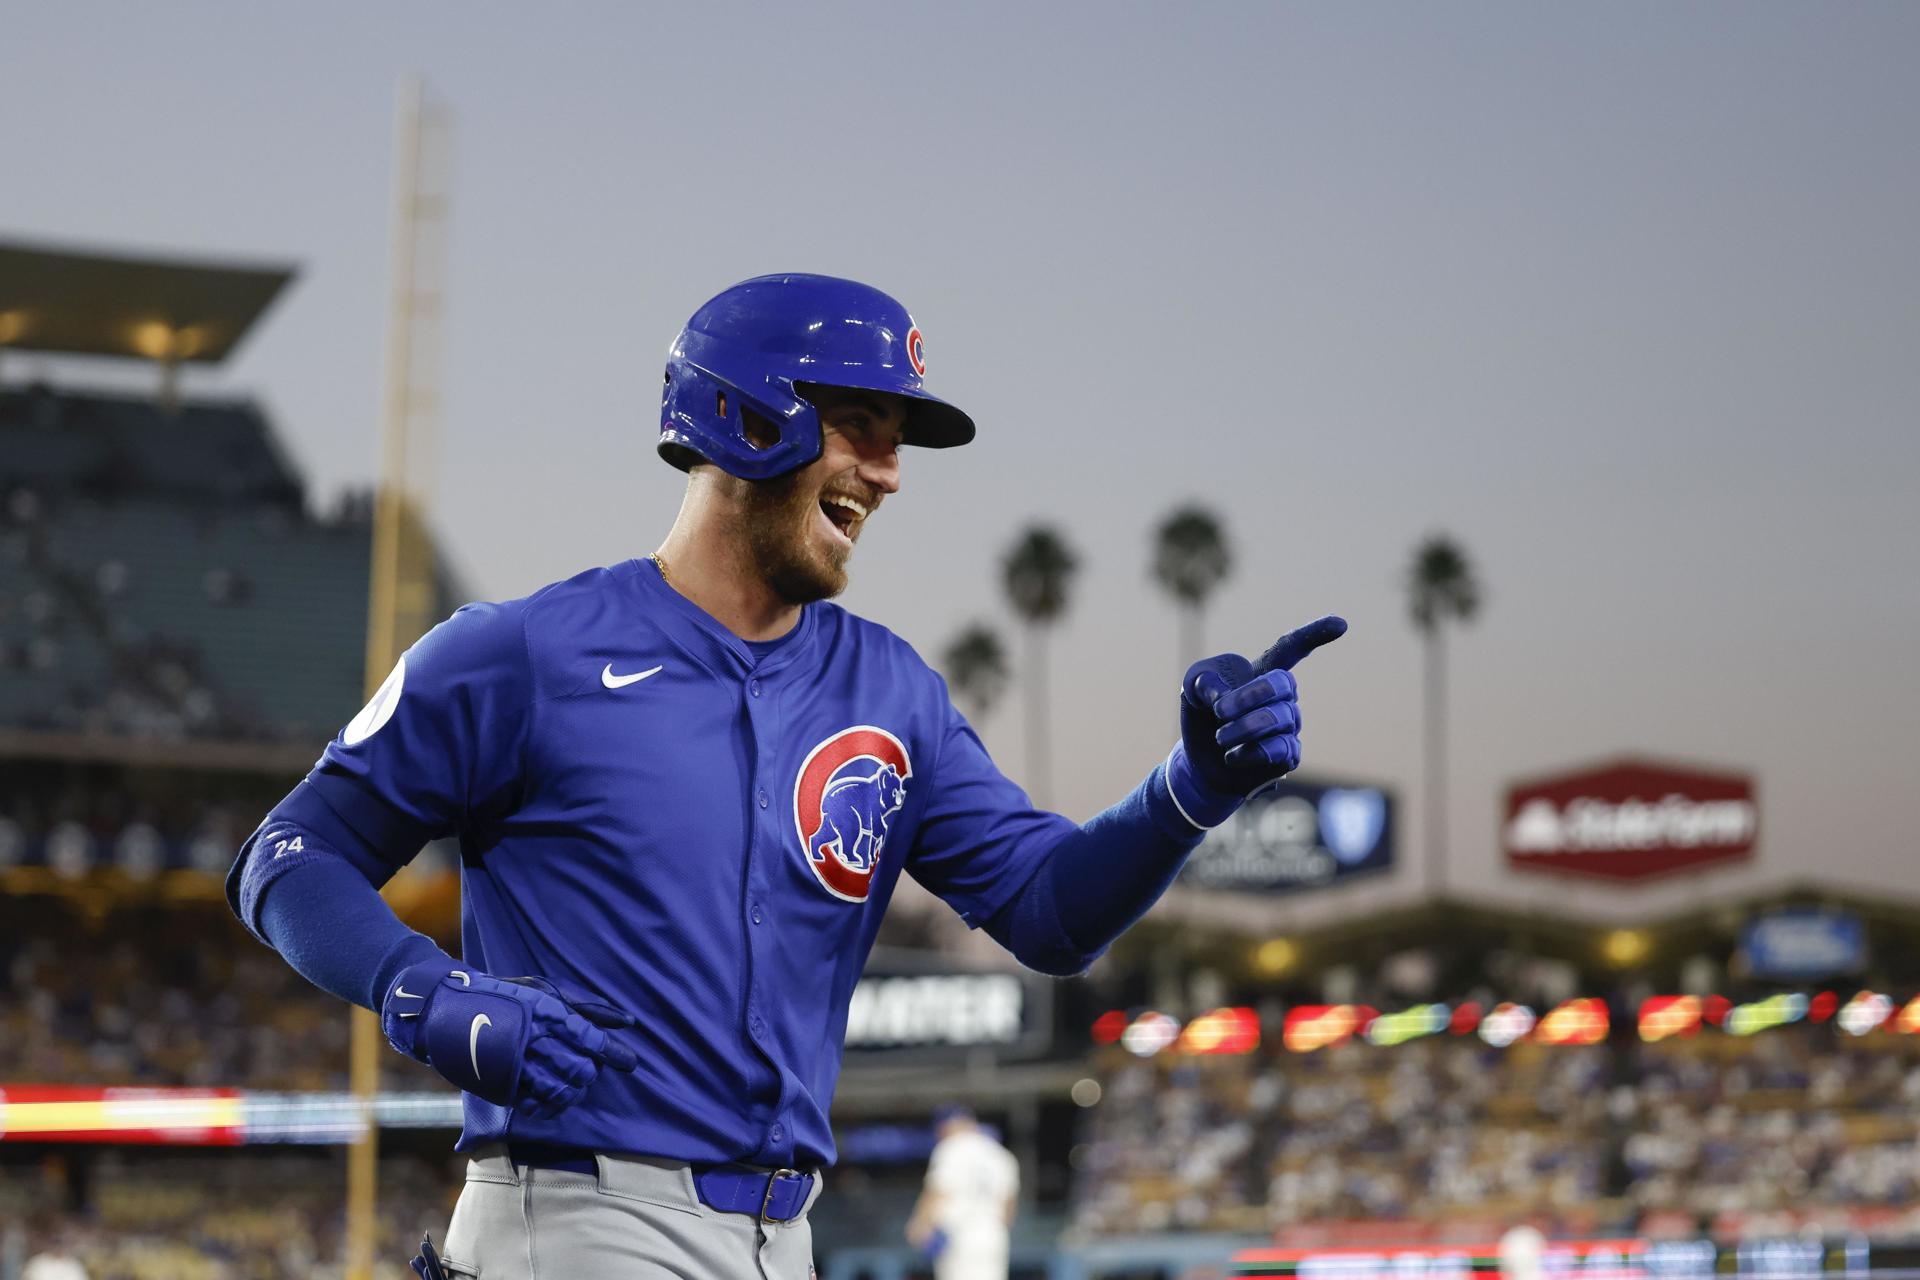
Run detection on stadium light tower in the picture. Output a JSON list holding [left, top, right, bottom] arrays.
[[346, 73, 453, 1280]]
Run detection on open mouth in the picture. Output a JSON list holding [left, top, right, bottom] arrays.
[[818, 493, 869, 546]]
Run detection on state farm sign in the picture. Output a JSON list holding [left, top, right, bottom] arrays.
[[1504, 758, 1757, 882]]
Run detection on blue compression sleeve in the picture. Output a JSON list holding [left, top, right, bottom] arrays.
[[256, 856, 445, 1012], [985, 760, 1205, 975]]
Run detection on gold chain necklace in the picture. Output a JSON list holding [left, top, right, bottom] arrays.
[[649, 552, 671, 587]]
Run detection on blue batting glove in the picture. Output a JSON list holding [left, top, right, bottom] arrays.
[[380, 956, 639, 1119], [411, 1234, 449, 1280], [1166, 615, 1347, 828]]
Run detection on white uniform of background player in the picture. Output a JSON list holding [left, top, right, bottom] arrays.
[[22, 1245, 89, 1280], [908, 1107, 1020, 1280], [1498, 1224, 1547, 1280]]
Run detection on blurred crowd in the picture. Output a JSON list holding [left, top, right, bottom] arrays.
[[1, 1153, 453, 1280], [0, 900, 444, 1093], [0, 784, 256, 881], [2, 485, 275, 745], [1622, 1031, 1920, 1220], [1, 385, 391, 746], [1069, 1024, 1920, 1241]]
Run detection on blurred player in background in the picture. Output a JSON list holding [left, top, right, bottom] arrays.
[[906, 1106, 1020, 1280], [225, 273, 1344, 1278], [1498, 1224, 1548, 1280], [21, 1222, 90, 1280]]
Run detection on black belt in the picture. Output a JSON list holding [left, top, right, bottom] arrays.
[[506, 1143, 816, 1223]]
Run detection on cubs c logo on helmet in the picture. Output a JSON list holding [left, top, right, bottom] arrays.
[[905, 327, 926, 377], [794, 726, 912, 903]]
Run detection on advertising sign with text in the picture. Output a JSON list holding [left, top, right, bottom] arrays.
[[1505, 758, 1757, 882], [1183, 776, 1395, 894]]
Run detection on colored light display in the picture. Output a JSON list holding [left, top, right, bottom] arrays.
[[1232, 1236, 1872, 1279], [1537, 998, 1609, 1045], [1095, 989, 1920, 1057], [1639, 995, 1703, 1042], [1366, 1003, 1451, 1047], [0, 1086, 462, 1145], [1838, 992, 1893, 1036], [1283, 1004, 1364, 1053], [1724, 993, 1807, 1037], [1479, 1002, 1537, 1047], [1180, 1007, 1261, 1055], [1120, 1011, 1181, 1057]]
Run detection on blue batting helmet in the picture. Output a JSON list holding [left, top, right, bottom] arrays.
[[659, 274, 976, 480]]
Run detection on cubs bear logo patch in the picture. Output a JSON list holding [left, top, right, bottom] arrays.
[[794, 725, 912, 903]]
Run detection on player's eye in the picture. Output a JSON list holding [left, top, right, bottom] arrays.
[[825, 407, 901, 451], [831, 414, 880, 442]]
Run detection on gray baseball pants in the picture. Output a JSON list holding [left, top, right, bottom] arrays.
[[437, 1145, 821, 1279]]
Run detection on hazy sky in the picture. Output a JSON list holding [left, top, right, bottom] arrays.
[[5, 3, 1916, 923]]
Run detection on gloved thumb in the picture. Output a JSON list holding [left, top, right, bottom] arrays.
[[1184, 652, 1255, 713]]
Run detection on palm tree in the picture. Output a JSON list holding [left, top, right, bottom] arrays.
[[1408, 534, 1482, 900], [1002, 525, 1080, 807], [940, 623, 1010, 725], [1150, 504, 1233, 672]]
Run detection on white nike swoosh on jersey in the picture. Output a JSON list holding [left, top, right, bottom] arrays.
[[602, 663, 664, 689], [469, 1013, 492, 1080]]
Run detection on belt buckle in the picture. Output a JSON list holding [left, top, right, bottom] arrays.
[[759, 1168, 801, 1223]]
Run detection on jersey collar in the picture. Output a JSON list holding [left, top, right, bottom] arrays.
[[625, 557, 818, 678]]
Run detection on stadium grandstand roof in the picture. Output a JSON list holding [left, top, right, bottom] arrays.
[[0, 238, 295, 365]]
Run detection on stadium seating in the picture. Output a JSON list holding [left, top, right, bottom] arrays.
[[36, 496, 369, 736], [0, 385, 464, 744], [1068, 1024, 1920, 1241], [0, 387, 301, 507], [0, 1151, 453, 1280], [0, 893, 447, 1092]]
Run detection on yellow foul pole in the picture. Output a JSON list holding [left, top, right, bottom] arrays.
[[348, 72, 445, 1280]]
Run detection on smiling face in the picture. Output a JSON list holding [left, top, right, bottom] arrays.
[[734, 384, 907, 604]]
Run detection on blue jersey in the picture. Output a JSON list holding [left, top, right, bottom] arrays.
[[292, 557, 1073, 1168]]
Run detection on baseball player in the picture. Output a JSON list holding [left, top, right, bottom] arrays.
[[225, 274, 1344, 1279], [906, 1106, 1020, 1280]]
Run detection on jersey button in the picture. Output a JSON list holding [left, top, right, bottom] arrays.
[[757, 788, 770, 809], [769, 1123, 785, 1144], [750, 903, 764, 925], [750, 1014, 767, 1037], [749, 678, 762, 698]]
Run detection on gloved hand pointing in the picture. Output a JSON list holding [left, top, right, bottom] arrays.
[[1166, 615, 1347, 829]]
